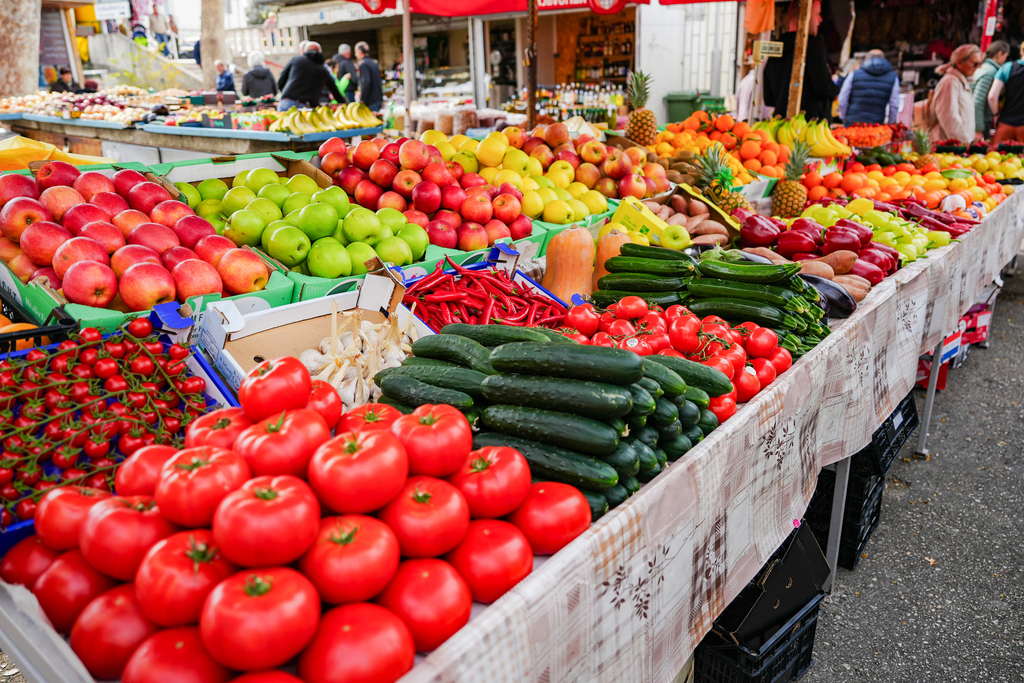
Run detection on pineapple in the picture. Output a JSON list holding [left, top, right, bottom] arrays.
[[625, 71, 658, 146], [771, 140, 811, 218], [912, 129, 938, 169], [695, 143, 753, 214]]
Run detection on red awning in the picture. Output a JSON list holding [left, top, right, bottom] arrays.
[[408, 0, 647, 18]]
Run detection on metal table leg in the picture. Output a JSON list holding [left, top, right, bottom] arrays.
[[823, 459, 850, 593], [915, 339, 945, 458]]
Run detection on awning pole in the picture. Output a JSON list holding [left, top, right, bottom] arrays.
[[525, 0, 537, 129], [403, 2, 413, 138], [786, 0, 812, 118]]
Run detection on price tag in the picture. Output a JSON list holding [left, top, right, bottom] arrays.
[[753, 40, 784, 63]]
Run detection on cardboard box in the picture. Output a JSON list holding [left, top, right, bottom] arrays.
[[610, 197, 677, 247], [650, 184, 741, 237], [1, 160, 152, 180]]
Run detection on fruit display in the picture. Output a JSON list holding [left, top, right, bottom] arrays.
[[0, 163, 266, 311], [0, 90, 151, 125], [831, 123, 895, 148], [269, 103, 383, 134], [694, 143, 755, 214], [771, 141, 812, 218], [624, 72, 657, 146]]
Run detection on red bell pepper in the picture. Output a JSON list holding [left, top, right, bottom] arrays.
[[740, 215, 782, 248], [776, 231, 820, 258], [833, 219, 874, 247], [849, 259, 885, 285], [822, 227, 862, 254]]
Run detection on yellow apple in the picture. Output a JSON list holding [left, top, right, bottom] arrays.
[[567, 182, 588, 199], [532, 176, 554, 189], [476, 136, 507, 167], [567, 198, 591, 221], [448, 134, 470, 148], [536, 187, 559, 205], [420, 130, 448, 146], [521, 190, 545, 218], [526, 157, 544, 177], [522, 177, 540, 191], [479, 166, 500, 184], [552, 187, 572, 202], [434, 141, 457, 161], [598, 220, 627, 240], [493, 169, 524, 189], [549, 160, 575, 179], [580, 190, 609, 215], [627, 230, 649, 245], [453, 150, 479, 174], [459, 139, 479, 153], [502, 148, 531, 177], [542, 199, 573, 224], [546, 170, 571, 189]]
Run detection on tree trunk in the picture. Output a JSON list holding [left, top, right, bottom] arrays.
[[0, 1, 42, 98], [201, 0, 226, 90]]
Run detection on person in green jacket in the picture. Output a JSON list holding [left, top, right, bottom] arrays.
[[974, 41, 1009, 139]]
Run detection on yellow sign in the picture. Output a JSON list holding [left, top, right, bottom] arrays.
[[752, 40, 784, 63]]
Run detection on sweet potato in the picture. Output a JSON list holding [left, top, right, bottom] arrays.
[[656, 205, 673, 220], [685, 215, 706, 231], [670, 195, 690, 214], [812, 250, 858, 275], [643, 201, 663, 213], [834, 276, 869, 302], [835, 273, 870, 288], [797, 261, 835, 279], [691, 234, 729, 245], [743, 247, 791, 264], [666, 213, 689, 226], [689, 198, 710, 216], [691, 220, 729, 236]]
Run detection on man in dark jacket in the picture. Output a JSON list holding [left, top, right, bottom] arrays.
[[839, 50, 900, 124], [355, 41, 384, 112], [215, 61, 235, 92], [50, 67, 82, 93], [763, 0, 840, 121], [277, 42, 345, 111], [334, 44, 359, 104], [241, 51, 278, 98]]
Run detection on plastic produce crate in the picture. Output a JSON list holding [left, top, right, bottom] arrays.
[[0, 289, 77, 356], [694, 593, 824, 683], [804, 468, 885, 571], [850, 392, 919, 477]]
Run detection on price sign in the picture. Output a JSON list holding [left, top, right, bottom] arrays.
[[752, 40, 784, 63]]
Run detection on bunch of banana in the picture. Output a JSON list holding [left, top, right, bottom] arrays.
[[772, 114, 851, 158], [752, 118, 786, 144], [340, 102, 383, 128], [268, 108, 328, 134], [268, 103, 383, 136]]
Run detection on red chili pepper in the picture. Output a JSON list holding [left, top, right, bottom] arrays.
[[481, 297, 495, 325], [440, 302, 453, 325], [424, 291, 466, 303]]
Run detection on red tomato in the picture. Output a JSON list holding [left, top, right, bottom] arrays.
[[565, 303, 600, 337], [508, 482, 591, 555], [184, 407, 253, 450], [747, 327, 779, 359], [126, 318, 152, 338], [234, 408, 331, 478], [35, 486, 112, 551], [445, 520, 533, 604], [702, 315, 728, 326], [723, 328, 745, 348], [79, 496, 179, 580], [663, 304, 689, 321], [708, 395, 737, 423], [135, 529, 237, 627], [155, 447, 251, 528], [375, 558, 472, 652], [200, 567, 320, 671], [307, 379, 344, 430], [769, 347, 793, 374], [597, 312, 617, 333], [122, 627, 232, 683], [389, 404, 472, 477], [232, 674, 304, 683], [751, 357, 777, 387], [0, 536, 60, 590], [702, 355, 735, 381], [32, 550, 118, 633], [636, 311, 667, 333], [615, 296, 649, 320], [589, 331, 615, 347], [298, 603, 415, 683], [336, 403, 401, 434], [659, 348, 684, 356], [446, 446, 531, 519], [213, 475, 320, 567], [669, 316, 701, 354], [379, 476, 470, 557], [308, 431, 408, 514], [236, 356, 312, 422], [733, 321, 759, 338], [69, 584, 159, 680], [646, 332, 671, 353], [114, 445, 178, 496], [298, 515, 400, 604], [607, 319, 637, 337], [617, 335, 652, 355], [566, 332, 591, 344], [734, 365, 761, 403]]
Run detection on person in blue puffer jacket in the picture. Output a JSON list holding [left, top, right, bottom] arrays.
[[839, 50, 900, 125]]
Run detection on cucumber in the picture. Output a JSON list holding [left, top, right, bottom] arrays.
[[375, 365, 487, 399], [489, 342, 644, 386], [376, 396, 415, 414], [656, 420, 682, 440], [604, 256, 695, 276], [590, 290, 685, 309], [646, 355, 733, 397], [581, 490, 609, 520], [697, 409, 719, 436], [686, 298, 803, 331], [528, 327, 577, 343], [620, 242, 698, 264], [380, 376, 474, 410], [622, 476, 640, 494], [625, 438, 658, 471], [597, 273, 689, 292], [638, 377, 664, 399], [684, 425, 704, 445], [626, 414, 648, 430], [643, 359, 687, 397], [481, 405, 619, 456], [597, 440, 639, 478], [473, 432, 619, 491], [480, 374, 633, 420], [402, 357, 458, 369], [785, 273, 810, 296], [608, 416, 626, 436], [637, 461, 663, 482], [687, 279, 810, 314], [696, 260, 801, 283], [604, 484, 630, 507], [684, 386, 710, 409], [652, 397, 679, 425], [661, 434, 692, 461], [678, 400, 701, 429], [633, 425, 660, 449], [411, 334, 495, 374], [439, 323, 550, 346], [628, 383, 656, 416], [654, 448, 668, 467]]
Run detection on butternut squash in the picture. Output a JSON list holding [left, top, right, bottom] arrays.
[[592, 228, 631, 290], [543, 225, 596, 302]]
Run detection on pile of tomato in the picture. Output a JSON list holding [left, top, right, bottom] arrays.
[[0, 317, 212, 528], [562, 297, 795, 423], [0, 356, 589, 683]]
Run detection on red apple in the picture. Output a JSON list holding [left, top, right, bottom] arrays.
[[483, 219, 511, 246], [508, 214, 533, 240], [456, 222, 489, 252], [391, 170, 422, 199], [543, 122, 570, 148], [579, 141, 608, 165], [653, 176, 671, 193], [320, 151, 351, 177], [39, 186, 85, 222], [29, 266, 61, 290], [217, 249, 269, 295], [127, 222, 181, 254], [460, 194, 494, 224], [61, 203, 110, 236], [193, 234, 236, 267], [95, 191, 134, 221], [161, 246, 201, 271], [20, 221, 71, 265], [522, 137, 546, 155], [602, 149, 632, 180], [466, 185, 497, 200], [445, 161, 464, 183], [529, 145, 554, 170], [460, 173, 487, 189], [552, 142, 575, 157], [119, 262, 176, 311], [402, 210, 429, 228], [318, 137, 347, 158], [618, 173, 648, 200], [411, 181, 441, 214], [62, 261, 118, 307], [425, 220, 457, 249], [6, 254, 36, 283], [35, 161, 80, 191], [111, 244, 162, 278], [336, 167, 368, 196], [398, 140, 429, 172], [555, 150, 581, 170], [354, 179, 384, 210], [381, 143, 401, 165], [643, 162, 668, 180], [172, 259, 223, 302], [52, 237, 109, 280], [625, 147, 647, 168], [574, 133, 596, 150], [368, 159, 399, 189], [172, 215, 216, 249], [79, 222, 126, 254], [72, 172, 116, 201], [376, 191, 407, 212], [594, 177, 619, 199], [492, 193, 522, 223], [440, 185, 467, 213], [424, 145, 443, 165], [0, 198, 54, 242], [150, 200, 195, 229], [111, 209, 150, 237], [433, 210, 462, 230], [502, 126, 527, 149], [643, 176, 658, 198], [351, 141, 380, 170], [0, 236, 20, 262], [575, 163, 601, 189], [370, 137, 389, 152], [111, 169, 147, 198], [0, 174, 39, 207], [496, 183, 523, 202], [421, 163, 453, 188], [127, 182, 173, 214]]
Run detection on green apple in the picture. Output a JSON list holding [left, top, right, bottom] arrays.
[[346, 242, 378, 275], [542, 200, 573, 225], [313, 186, 351, 219], [221, 187, 257, 216], [532, 175, 555, 189], [262, 220, 293, 252], [342, 208, 382, 246], [207, 213, 227, 235], [266, 226, 312, 267], [307, 237, 353, 278], [224, 209, 265, 247], [378, 225, 393, 242], [567, 199, 590, 222], [245, 168, 282, 193], [285, 175, 321, 196], [246, 197, 283, 226], [257, 183, 292, 208], [197, 178, 230, 201], [232, 171, 250, 188], [174, 182, 201, 209], [281, 192, 312, 216], [453, 150, 479, 174], [290, 260, 310, 275], [659, 224, 690, 250], [502, 148, 530, 176], [375, 236, 413, 267], [397, 224, 428, 260], [553, 188, 572, 202], [282, 209, 301, 226], [376, 207, 406, 235], [331, 219, 349, 245], [297, 203, 339, 241], [196, 199, 223, 218]]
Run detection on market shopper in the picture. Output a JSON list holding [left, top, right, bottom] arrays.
[[763, 0, 839, 121], [49, 67, 81, 94], [277, 41, 346, 111], [986, 44, 1024, 145], [241, 51, 278, 98], [215, 61, 235, 92], [838, 50, 899, 125], [928, 44, 980, 144], [356, 41, 384, 113], [150, 9, 170, 56], [974, 41, 1009, 138], [334, 44, 360, 104]]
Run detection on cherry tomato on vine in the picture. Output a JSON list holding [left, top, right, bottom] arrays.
[[126, 318, 153, 338], [79, 328, 103, 343]]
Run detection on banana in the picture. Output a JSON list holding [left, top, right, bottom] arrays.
[[777, 121, 795, 147]]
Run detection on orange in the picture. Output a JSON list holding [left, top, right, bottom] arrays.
[[714, 115, 735, 132], [808, 185, 828, 201], [759, 166, 778, 178], [874, 192, 891, 202], [709, 130, 722, 141], [752, 129, 770, 143], [892, 189, 912, 200], [840, 173, 865, 193], [763, 141, 780, 156], [777, 145, 790, 164], [683, 116, 700, 131], [720, 132, 739, 150], [0, 323, 46, 351], [822, 172, 844, 189], [759, 150, 778, 167], [982, 173, 996, 183], [742, 158, 762, 172], [0, 314, 11, 328], [803, 171, 823, 188], [739, 140, 762, 160], [732, 121, 751, 138], [923, 191, 942, 208], [849, 162, 865, 172], [919, 163, 939, 174]]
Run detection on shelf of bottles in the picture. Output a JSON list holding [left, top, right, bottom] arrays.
[[574, 16, 635, 83], [501, 84, 623, 125]]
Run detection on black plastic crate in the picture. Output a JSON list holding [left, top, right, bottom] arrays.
[[695, 593, 824, 683], [837, 504, 882, 570], [804, 469, 885, 571], [0, 289, 77, 356], [852, 393, 919, 477]]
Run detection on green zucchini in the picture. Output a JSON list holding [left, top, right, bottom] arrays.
[[375, 396, 415, 414], [697, 409, 719, 436], [628, 384, 656, 416], [411, 334, 495, 374], [684, 425, 704, 445], [646, 355, 733, 397], [785, 273, 810, 295], [608, 416, 626, 436], [685, 298, 803, 331], [597, 440, 639, 478], [590, 290, 685, 309], [480, 374, 633, 420], [620, 242, 698, 263], [375, 365, 487, 399], [687, 279, 810, 314], [637, 461, 663, 482], [481, 405, 619, 456], [652, 398, 679, 425], [622, 476, 640, 494], [380, 376, 474, 410], [581, 490, 609, 520], [696, 260, 801, 283], [633, 425, 660, 448], [529, 327, 577, 343], [684, 386, 711, 409], [604, 484, 629, 507], [656, 420, 681, 440], [439, 323, 550, 346], [597, 273, 689, 292], [643, 359, 687, 397], [604, 256, 695, 276], [627, 414, 647, 430], [473, 432, 619, 491], [678, 400, 701, 429], [625, 438, 658, 471], [638, 377, 664, 399], [661, 434, 692, 461], [654, 448, 668, 467], [402, 357, 458, 369], [489, 342, 644, 386]]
